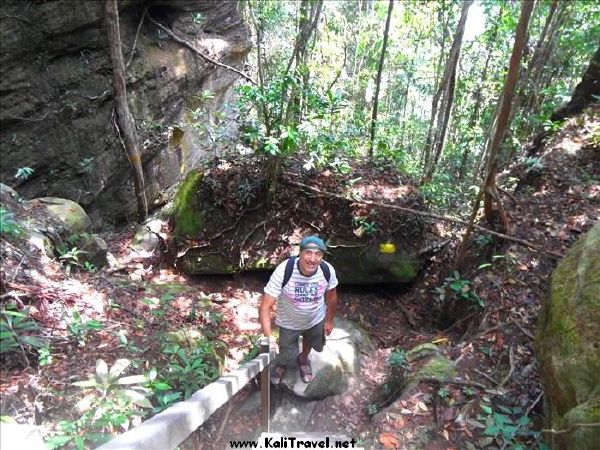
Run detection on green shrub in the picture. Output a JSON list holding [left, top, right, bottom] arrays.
[[161, 342, 220, 399], [0, 207, 22, 237], [435, 271, 484, 308], [0, 306, 46, 366]]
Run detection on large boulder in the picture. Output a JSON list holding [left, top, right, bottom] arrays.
[[27, 197, 92, 235], [0, 184, 107, 269], [172, 164, 424, 284], [0, 1, 252, 224], [537, 224, 600, 450]]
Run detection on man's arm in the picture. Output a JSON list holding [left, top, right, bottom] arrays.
[[259, 293, 276, 337], [324, 288, 338, 336]]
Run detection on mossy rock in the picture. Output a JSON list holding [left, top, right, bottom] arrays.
[[537, 224, 600, 450], [175, 249, 238, 275], [328, 240, 419, 284], [374, 344, 456, 408], [173, 170, 207, 238], [406, 343, 440, 363], [28, 197, 92, 235]]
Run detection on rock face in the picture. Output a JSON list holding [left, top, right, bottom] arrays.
[[537, 224, 600, 450], [0, 0, 252, 224]]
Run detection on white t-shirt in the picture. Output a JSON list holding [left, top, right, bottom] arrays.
[[264, 258, 338, 330]]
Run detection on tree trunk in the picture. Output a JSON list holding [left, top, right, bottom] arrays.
[[283, 0, 322, 126], [105, 0, 147, 222], [482, 0, 534, 228], [458, 4, 503, 181], [421, 3, 450, 170], [421, 0, 472, 184], [368, 0, 394, 159], [455, 0, 534, 266], [551, 46, 600, 121]]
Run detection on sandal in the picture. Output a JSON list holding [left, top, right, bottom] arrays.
[[297, 356, 313, 383], [270, 364, 286, 385]]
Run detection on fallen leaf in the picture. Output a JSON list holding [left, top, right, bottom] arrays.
[[443, 429, 450, 441], [378, 432, 400, 449]]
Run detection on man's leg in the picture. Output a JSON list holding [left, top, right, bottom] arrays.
[[299, 319, 326, 361], [277, 326, 302, 367]]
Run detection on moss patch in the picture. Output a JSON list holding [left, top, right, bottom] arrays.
[[173, 171, 206, 237]]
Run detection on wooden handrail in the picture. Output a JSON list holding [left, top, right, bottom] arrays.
[[99, 339, 274, 450]]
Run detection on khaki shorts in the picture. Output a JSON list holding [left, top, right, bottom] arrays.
[[276, 318, 326, 367]]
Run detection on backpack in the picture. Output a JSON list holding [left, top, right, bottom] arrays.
[[281, 256, 331, 288]]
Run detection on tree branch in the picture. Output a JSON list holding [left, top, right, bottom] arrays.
[[542, 422, 600, 435], [284, 179, 563, 258], [126, 6, 148, 68], [146, 14, 257, 85]]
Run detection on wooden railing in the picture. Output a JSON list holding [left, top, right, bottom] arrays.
[[98, 339, 273, 450]]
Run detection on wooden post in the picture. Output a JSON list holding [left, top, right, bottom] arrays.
[[259, 337, 270, 433]]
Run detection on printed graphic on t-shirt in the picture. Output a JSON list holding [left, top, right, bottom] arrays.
[[292, 281, 325, 304]]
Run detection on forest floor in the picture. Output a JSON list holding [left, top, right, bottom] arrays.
[[0, 107, 597, 449]]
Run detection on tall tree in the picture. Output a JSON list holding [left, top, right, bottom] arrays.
[[105, 0, 147, 221], [421, 0, 473, 184], [458, 4, 504, 181], [482, 0, 534, 229], [369, 0, 394, 158], [456, 0, 535, 267]]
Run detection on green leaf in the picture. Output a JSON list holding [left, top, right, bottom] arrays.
[[73, 379, 96, 388], [96, 359, 109, 379], [121, 389, 152, 408], [480, 403, 493, 414], [152, 382, 172, 391], [109, 359, 131, 378], [85, 320, 103, 330], [493, 412, 511, 426], [20, 336, 46, 348], [484, 424, 500, 436], [117, 375, 148, 385], [1, 310, 27, 318], [518, 415, 531, 426], [74, 436, 85, 450]]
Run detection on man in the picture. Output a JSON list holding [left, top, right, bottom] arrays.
[[259, 235, 339, 384]]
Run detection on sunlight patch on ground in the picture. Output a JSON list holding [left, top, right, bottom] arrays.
[[562, 139, 580, 155], [351, 184, 413, 202]]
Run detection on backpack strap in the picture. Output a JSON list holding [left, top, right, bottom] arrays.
[[320, 261, 331, 284], [282, 257, 331, 288], [282, 256, 297, 288]]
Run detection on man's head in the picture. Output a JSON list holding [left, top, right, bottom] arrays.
[[298, 235, 326, 276]]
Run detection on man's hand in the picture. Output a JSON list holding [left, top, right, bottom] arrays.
[[324, 320, 334, 336]]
